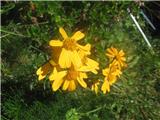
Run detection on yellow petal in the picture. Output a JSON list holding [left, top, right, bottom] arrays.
[[112, 69, 122, 77], [79, 65, 97, 74], [92, 70, 98, 74], [77, 44, 91, 55], [71, 50, 82, 68], [118, 60, 123, 67], [57, 71, 67, 79], [50, 69, 67, 81], [51, 70, 67, 91], [59, 48, 72, 68], [49, 73, 55, 81], [91, 85, 94, 91], [77, 77, 87, 88], [38, 75, 45, 81], [36, 67, 43, 75], [106, 53, 114, 58], [52, 79, 64, 91], [80, 72, 88, 79], [107, 48, 115, 55], [111, 47, 118, 55], [71, 31, 85, 41], [62, 80, 70, 90], [59, 27, 68, 39], [95, 85, 98, 94], [119, 50, 125, 56], [82, 44, 91, 51], [109, 75, 117, 85], [36, 62, 52, 80], [121, 57, 126, 61], [79, 58, 99, 74], [78, 66, 89, 72], [68, 80, 76, 91], [49, 67, 57, 81], [49, 40, 63, 47], [101, 79, 110, 94], [102, 68, 109, 76], [112, 60, 119, 66], [86, 58, 99, 68]]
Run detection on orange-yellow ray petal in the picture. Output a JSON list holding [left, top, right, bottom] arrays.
[[59, 27, 68, 39], [68, 80, 76, 91], [108, 75, 117, 85], [80, 72, 88, 79], [52, 70, 67, 91], [111, 47, 118, 55], [52, 79, 64, 91], [101, 79, 110, 94], [71, 50, 82, 68], [121, 57, 126, 61], [62, 80, 70, 90], [95, 85, 99, 94], [49, 67, 57, 81], [49, 40, 63, 47], [36, 62, 52, 80], [77, 77, 87, 88], [119, 50, 125, 56], [38, 75, 45, 81], [107, 48, 115, 55], [91, 85, 94, 91], [59, 48, 72, 68], [102, 68, 109, 76], [77, 44, 91, 55], [71, 31, 85, 41], [106, 53, 114, 58]]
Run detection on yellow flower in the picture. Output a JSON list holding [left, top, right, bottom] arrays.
[[101, 62, 122, 94], [91, 80, 100, 94], [79, 57, 99, 74], [101, 47, 127, 94], [78, 43, 91, 56], [49, 27, 88, 69], [36, 27, 100, 93], [78, 44, 99, 74], [101, 78, 110, 94], [49, 66, 88, 91], [106, 47, 127, 68], [36, 60, 54, 80], [103, 62, 122, 85]]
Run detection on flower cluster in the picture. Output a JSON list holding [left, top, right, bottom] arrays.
[[36, 28, 99, 91], [101, 47, 127, 94], [36, 28, 127, 94]]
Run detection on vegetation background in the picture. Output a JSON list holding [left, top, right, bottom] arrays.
[[1, 1, 160, 120]]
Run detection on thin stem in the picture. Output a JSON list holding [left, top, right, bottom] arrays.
[[30, 45, 44, 53], [0, 34, 10, 39], [1, 29, 30, 37], [21, 21, 49, 27], [79, 104, 106, 116]]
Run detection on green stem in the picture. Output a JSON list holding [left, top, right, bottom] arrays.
[[30, 45, 44, 53], [0, 34, 10, 38], [1, 29, 29, 37], [21, 21, 49, 26], [80, 104, 106, 116]]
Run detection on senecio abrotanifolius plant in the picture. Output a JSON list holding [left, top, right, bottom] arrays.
[[36, 27, 127, 94]]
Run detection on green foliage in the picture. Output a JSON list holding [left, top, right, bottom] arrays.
[[1, 1, 160, 120], [66, 108, 80, 120]]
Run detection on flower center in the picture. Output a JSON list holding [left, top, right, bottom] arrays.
[[66, 70, 79, 80], [63, 38, 77, 50]]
